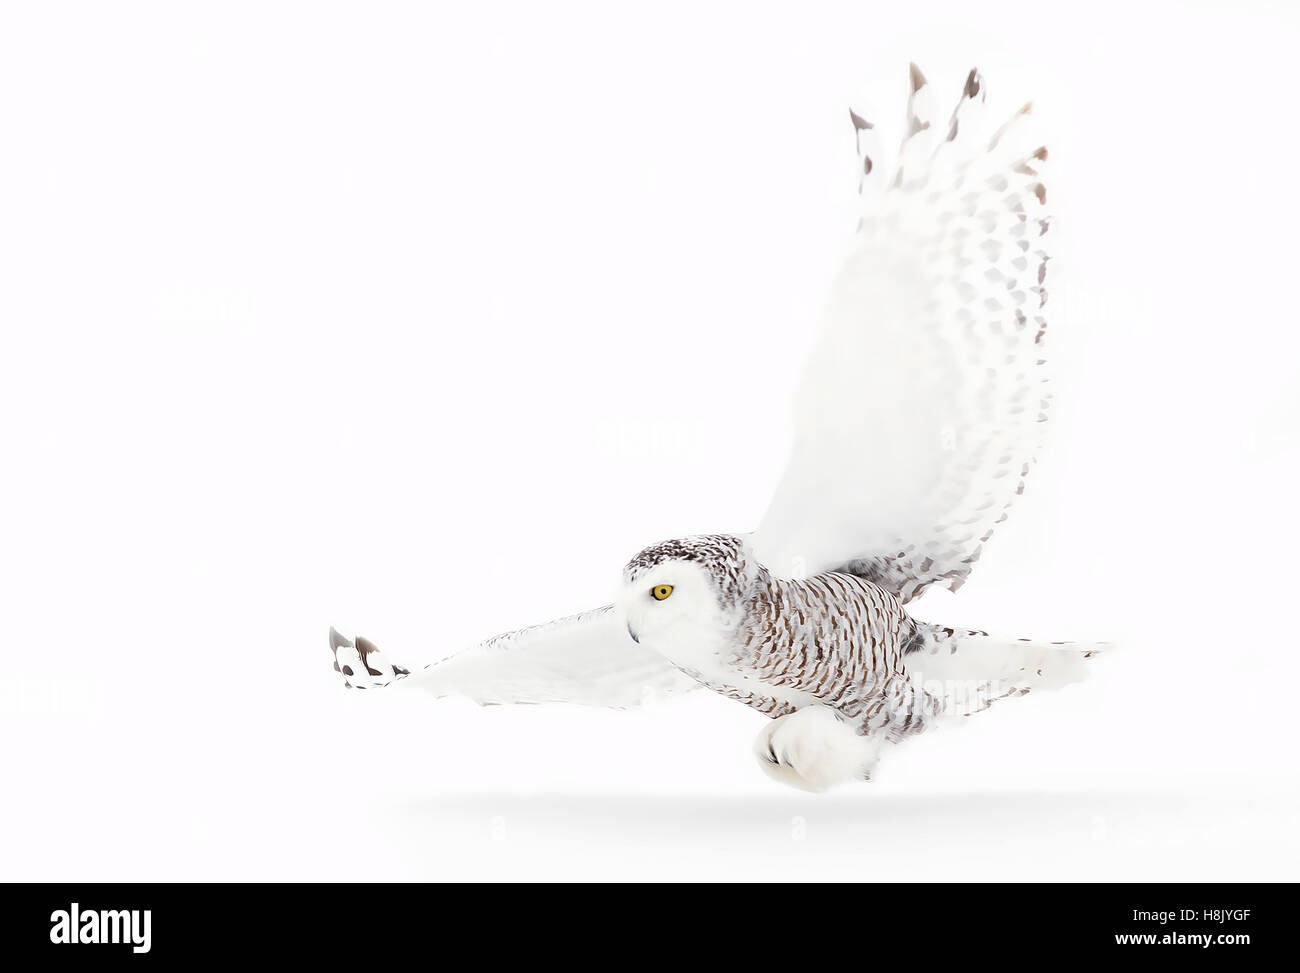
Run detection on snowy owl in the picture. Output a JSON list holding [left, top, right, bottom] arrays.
[[329, 66, 1107, 791]]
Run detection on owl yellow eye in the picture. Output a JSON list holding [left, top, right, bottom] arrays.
[[651, 584, 674, 601]]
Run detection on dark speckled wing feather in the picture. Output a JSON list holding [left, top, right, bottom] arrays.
[[753, 68, 1052, 602]]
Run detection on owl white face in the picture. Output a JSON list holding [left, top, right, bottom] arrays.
[[619, 559, 733, 652], [618, 534, 757, 667]]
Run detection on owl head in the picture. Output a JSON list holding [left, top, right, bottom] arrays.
[[618, 533, 764, 648]]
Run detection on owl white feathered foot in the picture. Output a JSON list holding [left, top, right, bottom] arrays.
[[754, 705, 884, 792]]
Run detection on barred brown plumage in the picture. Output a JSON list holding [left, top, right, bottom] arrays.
[[619, 531, 1103, 789]]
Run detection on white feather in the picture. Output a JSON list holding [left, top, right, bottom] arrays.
[[329, 608, 695, 709], [753, 70, 1053, 601]]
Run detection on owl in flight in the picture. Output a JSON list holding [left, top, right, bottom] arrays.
[[329, 66, 1107, 791]]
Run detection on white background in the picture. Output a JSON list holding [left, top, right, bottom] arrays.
[[2, 0, 1298, 881]]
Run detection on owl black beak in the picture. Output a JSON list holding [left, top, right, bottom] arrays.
[[627, 623, 640, 643]]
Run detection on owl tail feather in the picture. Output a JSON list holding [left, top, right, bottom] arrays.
[[904, 624, 1111, 718]]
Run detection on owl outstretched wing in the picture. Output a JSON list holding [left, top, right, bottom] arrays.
[[329, 606, 695, 708], [751, 66, 1053, 602]]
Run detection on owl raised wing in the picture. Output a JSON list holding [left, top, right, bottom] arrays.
[[752, 65, 1053, 602], [330, 66, 1055, 706]]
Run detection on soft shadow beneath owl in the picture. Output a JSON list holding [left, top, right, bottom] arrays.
[[393, 787, 1200, 840]]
